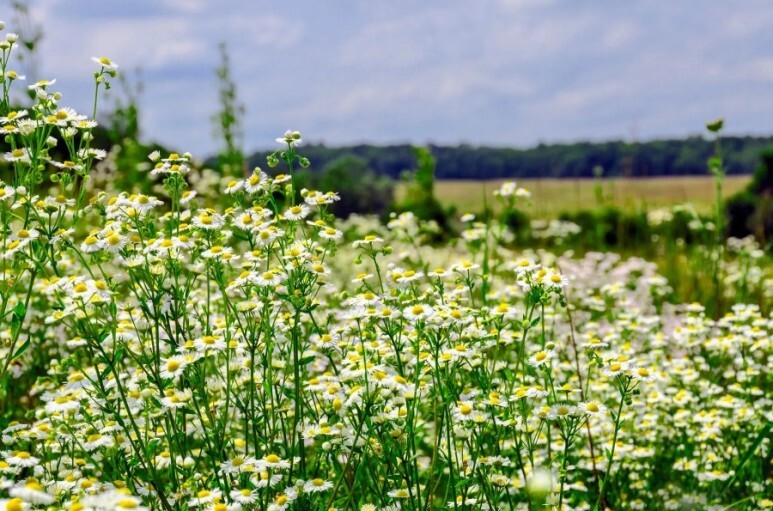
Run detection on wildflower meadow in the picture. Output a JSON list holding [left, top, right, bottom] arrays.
[[0, 22, 771, 511]]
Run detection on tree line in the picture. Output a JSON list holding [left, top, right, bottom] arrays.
[[245, 135, 772, 180]]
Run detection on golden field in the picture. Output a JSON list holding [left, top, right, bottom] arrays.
[[397, 175, 751, 218]]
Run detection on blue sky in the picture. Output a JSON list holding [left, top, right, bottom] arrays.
[[12, 0, 773, 156]]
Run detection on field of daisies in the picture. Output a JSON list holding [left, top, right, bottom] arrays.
[[1, 26, 772, 511]]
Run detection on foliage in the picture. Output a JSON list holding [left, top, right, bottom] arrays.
[[247, 136, 771, 181], [295, 155, 394, 218], [726, 147, 773, 243], [212, 41, 246, 178], [393, 147, 454, 236]]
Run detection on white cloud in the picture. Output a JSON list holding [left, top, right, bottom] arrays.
[[7, 0, 773, 153]]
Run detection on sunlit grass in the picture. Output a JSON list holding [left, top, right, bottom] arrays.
[[397, 175, 750, 218]]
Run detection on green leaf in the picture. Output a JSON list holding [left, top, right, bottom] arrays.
[[299, 355, 316, 366], [723, 422, 772, 493], [11, 339, 30, 360], [12, 302, 26, 322]]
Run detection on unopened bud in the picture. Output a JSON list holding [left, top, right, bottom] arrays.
[[526, 468, 553, 499]]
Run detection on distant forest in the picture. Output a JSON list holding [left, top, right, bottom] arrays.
[[246, 135, 773, 180]]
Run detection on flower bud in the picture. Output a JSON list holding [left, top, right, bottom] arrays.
[[526, 468, 553, 499], [705, 117, 724, 133]]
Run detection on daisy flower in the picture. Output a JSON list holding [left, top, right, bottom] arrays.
[[193, 212, 225, 230], [303, 478, 333, 493], [0, 110, 28, 123], [529, 350, 555, 367], [403, 304, 436, 322], [0, 185, 15, 201], [255, 270, 284, 287], [9, 480, 54, 505], [602, 360, 630, 377], [319, 226, 342, 241], [4, 147, 30, 163], [230, 488, 258, 504], [244, 170, 269, 193], [352, 235, 383, 248], [283, 204, 311, 221], [224, 179, 244, 194], [631, 366, 656, 382], [578, 401, 607, 416], [201, 245, 234, 260], [258, 454, 291, 470], [276, 129, 302, 147], [160, 356, 188, 380], [27, 78, 56, 91], [548, 404, 578, 420], [5, 451, 39, 468], [194, 335, 227, 353], [187, 489, 222, 508], [92, 56, 119, 69]]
